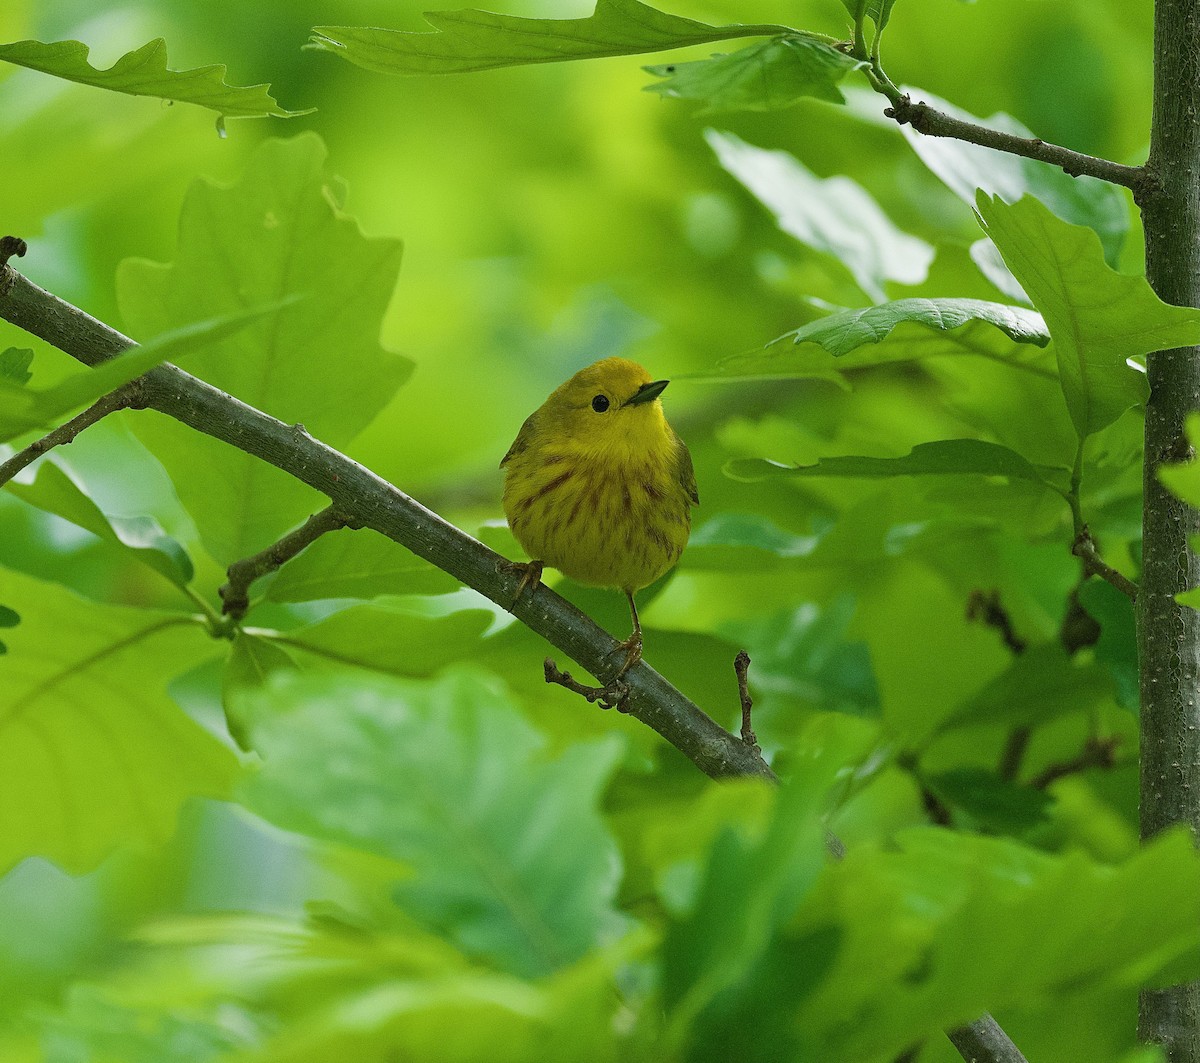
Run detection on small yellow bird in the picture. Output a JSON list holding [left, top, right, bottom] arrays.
[[501, 357, 698, 674]]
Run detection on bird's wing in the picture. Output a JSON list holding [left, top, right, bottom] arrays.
[[674, 431, 699, 506], [500, 412, 538, 468]]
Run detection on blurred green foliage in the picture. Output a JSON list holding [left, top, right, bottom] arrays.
[[0, 0, 1187, 1060]]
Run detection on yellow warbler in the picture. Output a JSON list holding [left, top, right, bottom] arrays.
[[501, 357, 698, 673]]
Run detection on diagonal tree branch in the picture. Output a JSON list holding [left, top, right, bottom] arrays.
[[0, 381, 140, 488], [0, 260, 773, 782], [220, 505, 355, 620], [0, 256, 1033, 1063]]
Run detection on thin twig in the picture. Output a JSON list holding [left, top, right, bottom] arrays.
[[1072, 528, 1139, 600], [966, 589, 1027, 655], [733, 650, 761, 751], [997, 727, 1033, 784], [219, 505, 355, 620], [544, 657, 629, 712], [882, 93, 1146, 193], [0, 382, 139, 488], [1030, 736, 1121, 790]]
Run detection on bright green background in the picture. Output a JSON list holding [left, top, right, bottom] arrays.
[[0, 1, 1187, 1061]]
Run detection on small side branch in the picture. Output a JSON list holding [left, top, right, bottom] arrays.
[[1072, 528, 1139, 600], [0, 382, 139, 488], [883, 93, 1146, 192], [733, 650, 761, 751], [966, 589, 1027, 655], [1030, 736, 1121, 790], [544, 657, 630, 712], [220, 505, 355, 620]]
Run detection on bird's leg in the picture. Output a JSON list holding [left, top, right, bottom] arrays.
[[611, 590, 644, 677], [497, 558, 543, 607]]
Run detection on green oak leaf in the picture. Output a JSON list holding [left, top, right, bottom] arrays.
[[241, 668, 626, 978], [265, 526, 457, 602], [707, 130, 933, 302], [925, 768, 1052, 832], [268, 599, 493, 678], [309, 0, 791, 76], [0, 302, 285, 444], [977, 193, 1200, 440], [727, 438, 1063, 487], [644, 35, 863, 113], [901, 87, 1128, 268], [839, 0, 899, 33], [118, 133, 412, 562], [0, 348, 33, 385], [702, 298, 1049, 382], [0, 38, 304, 119], [6, 461, 193, 586], [0, 567, 237, 874]]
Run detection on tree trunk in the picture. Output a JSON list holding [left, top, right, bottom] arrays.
[[1139, 0, 1200, 1058]]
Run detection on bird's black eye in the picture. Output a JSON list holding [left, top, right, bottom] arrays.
[[591, 394, 610, 413]]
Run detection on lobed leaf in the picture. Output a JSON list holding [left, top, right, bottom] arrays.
[[977, 193, 1200, 439], [0, 348, 33, 385], [707, 130, 933, 302], [705, 297, 1049, 381], [0, 567, 237, 874], [0, 37, 304, 119], [727, 438, 1063, 487], [309, 0, 792, 76], [902, 87, 1128, 269], [0, 301, 286, 444], [265, 527, 458, 603], [272, 600, 493, 678], [241, 669, 626, 979], [6, 462, 193, 586], [644, 35, 863, 113], [119, 133, 412, 562]]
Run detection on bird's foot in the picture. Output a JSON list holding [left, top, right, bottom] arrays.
[[610, 629, 644, 678], [497, 558, 543, 607]]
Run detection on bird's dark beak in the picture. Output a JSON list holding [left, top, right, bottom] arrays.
[[626, 379, 669, 406]]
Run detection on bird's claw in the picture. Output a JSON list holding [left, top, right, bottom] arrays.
[[609, 630, 644, 678], [597, 678, 631, 712], [497, 558, 543, 607]]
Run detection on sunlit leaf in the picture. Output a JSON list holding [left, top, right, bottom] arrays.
[[7, 461, 193, 586], [939, 643, 1116, 733], [0, 567, 237, 874], [704, 298, 1048, 381], [119, 133, 412, 562], [902, 87, 1128, 268], [273, 600, 493, 678], [707, 130, 934, 302], [0, 38, 304, 118], [977, 193, 1200, 439], [309, 0, 791, 76], [0, 301, 286, 444], [792, 829, 1200, 1058], [644, 35, 863, 113], [727, 438, 1062, 487], [265, 527, 458, 603], [838, 0, 900, 33], [241, 669, 626, 978]]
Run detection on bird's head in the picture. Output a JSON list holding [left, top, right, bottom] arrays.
[[540, 357, 672, 457]]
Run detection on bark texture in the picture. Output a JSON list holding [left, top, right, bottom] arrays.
[[1139, 1, 1200, 1056]]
